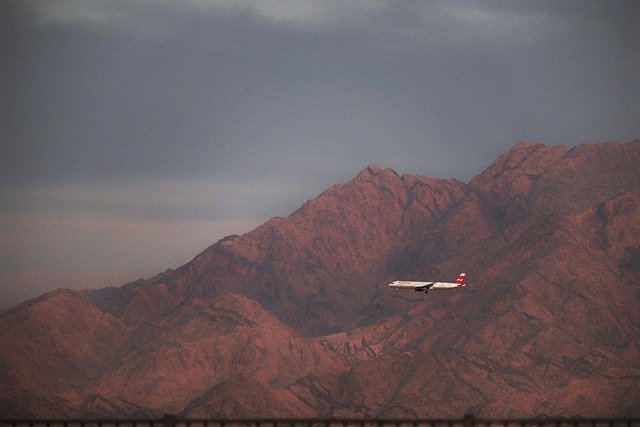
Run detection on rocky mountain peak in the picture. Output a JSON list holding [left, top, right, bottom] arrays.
[[350, 164, 401, 188], [3, 140, 640, 418], [469, 141, 568, 192], [365, 163, 383, 175]]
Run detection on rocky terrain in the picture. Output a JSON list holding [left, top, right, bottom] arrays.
[[1, 140, 639, 418]]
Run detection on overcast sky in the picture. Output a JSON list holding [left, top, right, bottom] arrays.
[[1, 0, 639, 309]]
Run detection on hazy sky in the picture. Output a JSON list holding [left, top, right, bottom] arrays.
[[1, 0, 639, 309]]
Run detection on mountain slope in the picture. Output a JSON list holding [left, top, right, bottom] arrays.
[[88, 165, 468, 336], [1, 140, 639, 418]]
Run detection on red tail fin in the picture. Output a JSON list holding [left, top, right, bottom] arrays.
[[455, 273, 465, 284]]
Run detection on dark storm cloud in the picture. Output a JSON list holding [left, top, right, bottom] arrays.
[[3, 1, 639, 190], [1, 0, 639, 308]]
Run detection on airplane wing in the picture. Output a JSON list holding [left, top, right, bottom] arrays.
[[392, 280, 435, 290]]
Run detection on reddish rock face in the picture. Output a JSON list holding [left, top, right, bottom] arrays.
[[1, 141, 640, 418]]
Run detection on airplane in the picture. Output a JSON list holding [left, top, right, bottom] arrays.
[[388, 273, 466, 293]]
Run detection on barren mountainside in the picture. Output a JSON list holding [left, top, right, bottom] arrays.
[[1, 140, 640, 418]]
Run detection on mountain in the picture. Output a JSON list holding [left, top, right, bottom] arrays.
[[86, 164, 468, 336], [1, 140, 639, 418]]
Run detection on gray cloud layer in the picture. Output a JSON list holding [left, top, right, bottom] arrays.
[[1, 0, 639, 308]]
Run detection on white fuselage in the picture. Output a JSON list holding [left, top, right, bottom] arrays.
[[388, 281, 465, 290]]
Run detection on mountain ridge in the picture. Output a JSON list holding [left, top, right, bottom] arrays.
[[2, 140, 640, 418]]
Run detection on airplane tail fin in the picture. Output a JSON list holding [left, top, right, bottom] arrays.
[[455, 273, 465, 285]]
